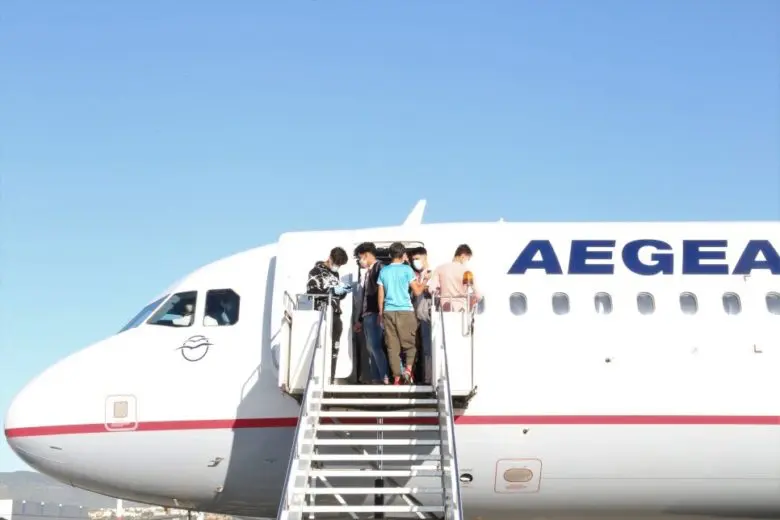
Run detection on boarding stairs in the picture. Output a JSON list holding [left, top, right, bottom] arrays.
[[276, 294, 473, 520]]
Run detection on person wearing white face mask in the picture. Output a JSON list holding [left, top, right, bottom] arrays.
[[410, 247, 433, 383], [306, 247, 351, 379], [427, 244, 482, 312]]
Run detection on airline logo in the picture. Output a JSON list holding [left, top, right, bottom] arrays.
[[508, 239, 780, 275], [176, 335, 213, 362]]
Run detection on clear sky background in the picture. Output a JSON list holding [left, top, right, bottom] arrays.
[[1, 0, 778, 471]]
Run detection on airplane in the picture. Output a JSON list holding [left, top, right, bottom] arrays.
[[4, 199, 780, 520]]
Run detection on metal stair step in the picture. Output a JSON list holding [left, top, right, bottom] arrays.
[[299, 486, 444, 494], [316, 397, 438, 406], [304, 453, 441, 461], [315, 438, 440, 446], [325, 384, 434, 393], [319, 410, 439, 418], [289, 505, 445, 513], [304, 468, 443, 477], [316, 424, 440, 432]]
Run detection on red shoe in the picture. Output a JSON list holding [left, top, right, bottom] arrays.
[[393, 376, 402, 385]]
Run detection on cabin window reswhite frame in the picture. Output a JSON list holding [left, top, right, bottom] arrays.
[[722, 292, 741, 315], [637, 292, 655, 315], [509, 293, 528, 315], [766, 292, 780, 315], [594, 292, 613, 314], [679, 292, 698, 315], [552, 292, 570, 315]]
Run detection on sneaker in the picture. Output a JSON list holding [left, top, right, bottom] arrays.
[[393, 376, 402, 385], [403, 367, 414, 384]]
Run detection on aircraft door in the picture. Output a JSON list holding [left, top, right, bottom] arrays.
[[271, 231, 360, 393], [333, 267, 357, 381], [280, 287, 355, 392], [285, 293, 329, 392]]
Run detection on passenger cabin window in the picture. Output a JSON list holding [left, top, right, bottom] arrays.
[[204, 289, 241, 326], [679, 292, 698, 315], [765, 292, 780, 315], [552, 292, 569, 315], [509, 293, 528, 316], [637, 292, 655, 315], [722, 292, 741, 315], [119, 295, 167, 332], [594, 292, 612, 314], [147, 291, 198, 327]]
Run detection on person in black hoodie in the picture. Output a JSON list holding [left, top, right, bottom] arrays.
[[306, 247, 350, 379]]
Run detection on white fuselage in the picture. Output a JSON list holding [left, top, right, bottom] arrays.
[[4, 220, 780, 519]]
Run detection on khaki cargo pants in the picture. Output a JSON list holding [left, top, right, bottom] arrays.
[[383, 310, 418, 378]]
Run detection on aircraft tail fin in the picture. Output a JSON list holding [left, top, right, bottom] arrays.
[[402, 199, 426, 226]]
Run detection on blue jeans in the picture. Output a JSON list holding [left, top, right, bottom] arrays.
[[362, 313, 389, 382]]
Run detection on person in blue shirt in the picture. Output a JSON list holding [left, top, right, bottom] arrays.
[[377, 242, 425, 384]]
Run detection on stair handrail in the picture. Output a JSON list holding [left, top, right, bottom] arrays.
[[434, 302, 464, 520], [276, 296, 331, 520]]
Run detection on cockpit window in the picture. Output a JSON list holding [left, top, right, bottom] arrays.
[[119, 295, 168, 333], [147, 291, 198, 327], [204, 289, 240, 326]]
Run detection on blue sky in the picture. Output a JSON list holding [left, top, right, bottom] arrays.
[[1, 0, 778, 471]]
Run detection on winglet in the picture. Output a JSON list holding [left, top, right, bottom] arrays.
[[402, 199, 426, 226]]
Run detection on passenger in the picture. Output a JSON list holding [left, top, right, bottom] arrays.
[[378, 242, 425, 384], [410, 247, 433, 384], [353, 242, 390, 384], [306, 247, 351, 377], [350, 254, 371, 384], [428, 244, 482, 312]]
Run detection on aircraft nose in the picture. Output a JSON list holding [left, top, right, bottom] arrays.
[[4, 389, 24, 437], [4, 375, 64, 470], [4, 390, 23, 450], [1, 337, 104, 475]]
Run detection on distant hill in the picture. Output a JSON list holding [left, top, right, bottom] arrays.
[[0, 471, 146, 509]]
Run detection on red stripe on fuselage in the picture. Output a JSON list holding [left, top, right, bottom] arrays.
[[6, 415, 780, 438]]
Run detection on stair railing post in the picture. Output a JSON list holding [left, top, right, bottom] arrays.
[[321, 294, 332, 387], [374, 416, 384, 520], [431, 292, 441, 387]]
